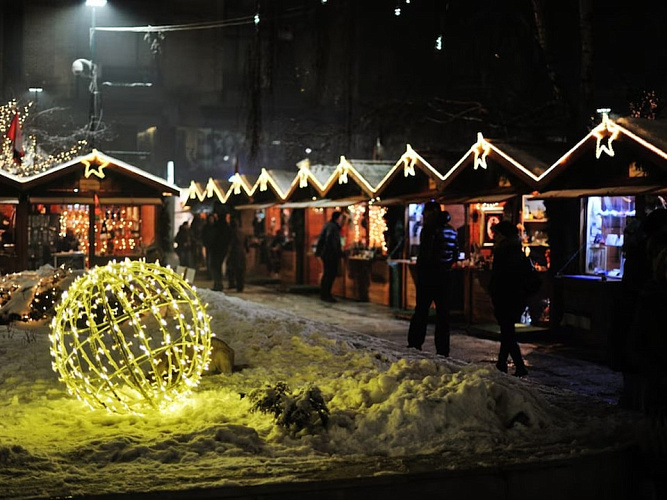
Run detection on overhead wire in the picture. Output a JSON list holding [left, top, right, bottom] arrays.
[[93, 15, 256, 33]]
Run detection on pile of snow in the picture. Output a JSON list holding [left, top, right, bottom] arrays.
[[0, 266, 80, 323], [0, 284, 638, 499]]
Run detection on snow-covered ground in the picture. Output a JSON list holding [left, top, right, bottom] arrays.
[[0, 271, 639, 499]]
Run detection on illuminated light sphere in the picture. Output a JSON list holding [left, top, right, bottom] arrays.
[[49, 259, 212, 414]]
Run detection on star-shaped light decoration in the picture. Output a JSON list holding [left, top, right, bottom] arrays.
[[229, 172, 242, 195], [297, 164, 310, 188], [83, 149, 109, 179], [594, 113, 621, 159], [258, 168, 270, 192], [401, 154, 417, 177], [472, 132, 491, 170], [337, 163, 350, 184]]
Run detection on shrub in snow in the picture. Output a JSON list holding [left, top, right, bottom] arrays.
[[249, 382, 330, 436]]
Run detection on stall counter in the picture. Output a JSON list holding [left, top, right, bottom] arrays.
[[553, 275, 622, 356]]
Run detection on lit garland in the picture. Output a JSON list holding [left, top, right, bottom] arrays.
[[368, 205, 388, 253], [348, 204, 365, 244], [97, 206, 142, 256], [28, 268, 70, 321], [0, 100, 86, 177], [58, 204, 142, 261], [49, 260, 212, 414], [630, 90, 659, 120]]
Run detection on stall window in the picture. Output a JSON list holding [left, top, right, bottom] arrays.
[[407, 203, 423, 258], [585, 196, 635, 277], [95, 205, 150, 257]]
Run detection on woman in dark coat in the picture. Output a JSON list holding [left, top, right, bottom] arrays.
[[489, 220, 529, 377], [226, 218, 248, 292]]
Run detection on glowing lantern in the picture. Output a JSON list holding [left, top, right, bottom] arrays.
[[49, 260, 212, 414]]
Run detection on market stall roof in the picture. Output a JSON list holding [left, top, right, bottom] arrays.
[[537, 185, 661, 198], [346, 159, 395, 191], [374, 144, 459, 201], [279, 196, 366, 209], [536, 114, 667, 195], [283, 159, 337, 202], [186, 178, 230, 205], [435, 133, 542, 203], [0, 169, 22, 197], [247, 168, 295, 205], [321, 157, 394, 199], [222, 172, 257, 207], [19, 149, 180, 198]]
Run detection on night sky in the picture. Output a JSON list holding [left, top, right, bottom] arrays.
[[2, 0, 667, 182]]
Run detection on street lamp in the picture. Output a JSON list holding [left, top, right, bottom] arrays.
[[85, 0, 106, 137], [28, 87, 43, 103], [29, 86, 43, 116]]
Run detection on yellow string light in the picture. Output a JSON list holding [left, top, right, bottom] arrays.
[[348, 205, 365, 244], [368, 205, 388, 253], [49, 259, 212, 415], [0, 100, 87, 176]]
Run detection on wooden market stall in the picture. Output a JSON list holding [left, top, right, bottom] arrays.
[[238, 168, 295, 279], [318, 157, 394, 304], [534, 114, 667, 354], [435, 133, 551, 328], [374, 144, 467, 312], [15, 149, 180, 272], [0, 170, 24, 274], [278, 159, 338, 288]]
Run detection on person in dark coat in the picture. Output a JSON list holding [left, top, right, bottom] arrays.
[[315, 211, 345, 302], [619, 208, 667, 410], [226, 218, 248, 292], [190, 214, 204, 271], [489, 220, 530, 377], [627, 219, 667, 497], [407, 202, 459, 356], [201, 213, 231, 291], [174, 221, 192, 267], [57, 228, 79, 252]]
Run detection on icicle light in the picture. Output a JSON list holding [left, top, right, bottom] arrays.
[[348, 204, 365, 244], [369, 205, 388, 253], [49, 259, 212, 415]]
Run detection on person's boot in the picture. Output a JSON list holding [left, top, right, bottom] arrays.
[[495, 361, 508, 373], [514, 365, 528, 377]]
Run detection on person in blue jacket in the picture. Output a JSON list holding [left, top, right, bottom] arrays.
[[407, 201, 458, 356]]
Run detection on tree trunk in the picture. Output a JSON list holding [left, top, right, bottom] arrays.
[[579, 0, 595, 129], [530, 0, 563, 104]]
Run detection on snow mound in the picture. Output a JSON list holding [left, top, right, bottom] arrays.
[[0, 286, 638, 499]]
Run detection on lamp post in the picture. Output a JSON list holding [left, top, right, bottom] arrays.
[[84, 0, 106, 265], [85, 0, 106, 136]]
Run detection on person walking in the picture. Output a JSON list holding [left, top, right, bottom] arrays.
[[407, 202, 459, 356], [623, 208, 667, 411], [202, 213, 231, 291], [489, 220, 530, 377], [190, 214, 204, 271], [226, 217, 248, 292], [315, 211, 345, 302], [174, 220, 192, 267]]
